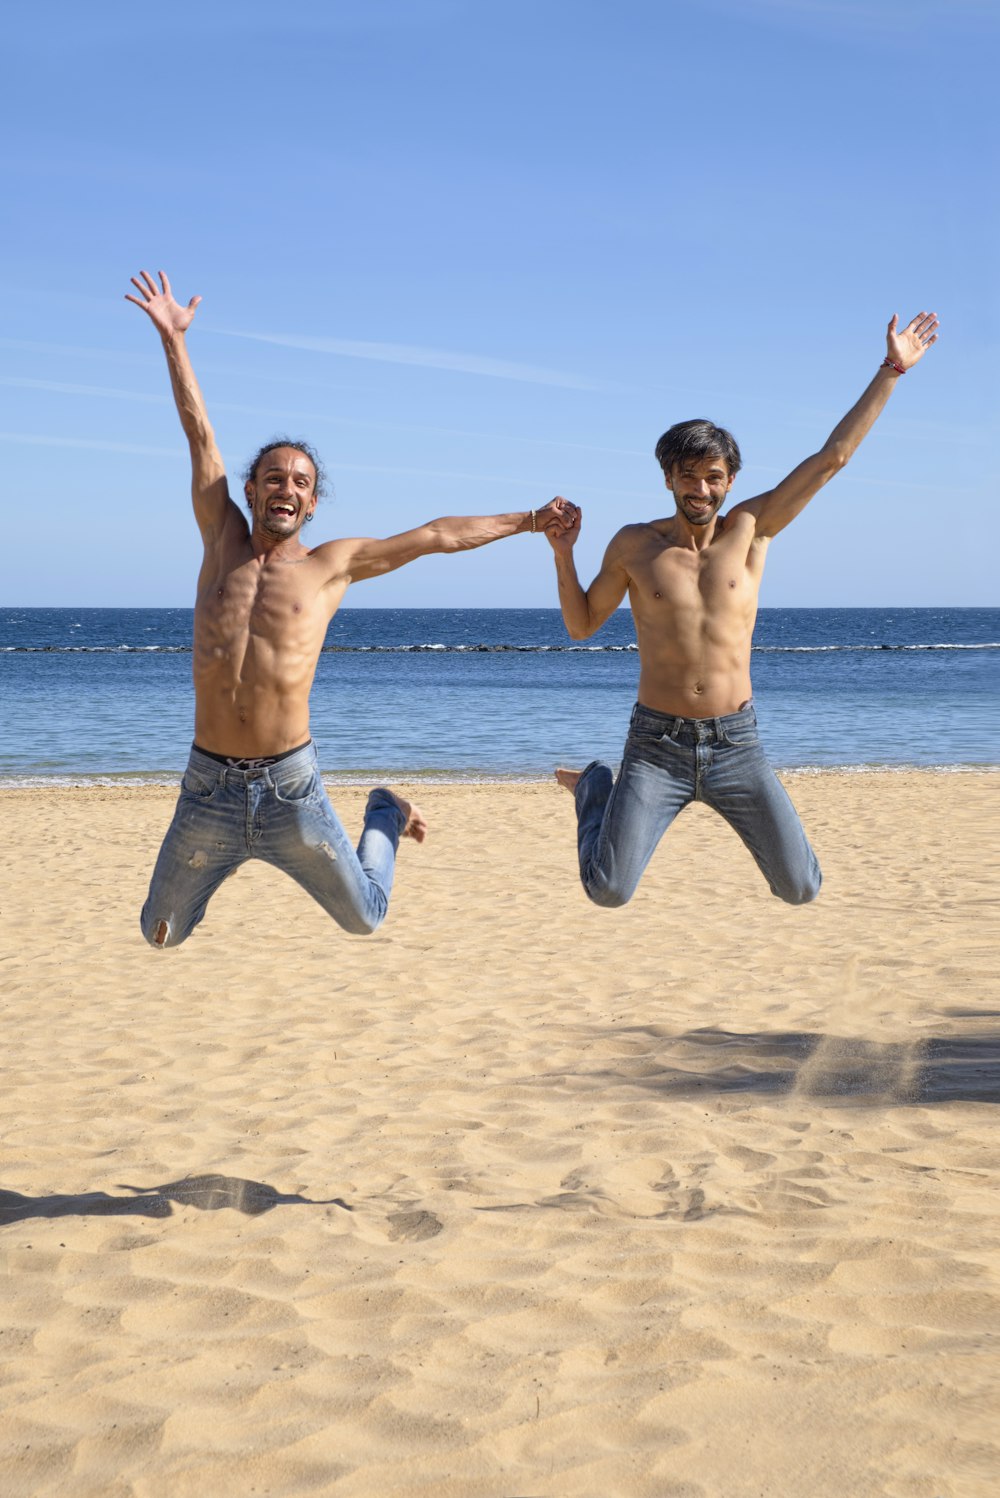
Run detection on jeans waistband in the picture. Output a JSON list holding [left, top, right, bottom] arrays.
[[630, 701, 756, 743], [188, 740, 317, 784], [192, 739, 311, 770]]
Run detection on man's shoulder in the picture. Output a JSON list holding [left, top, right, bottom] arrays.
[[712, 508, 765, 548], [610, 518, 669, 551], [306, 534, 373, 586], [307, 534, 352, 563]]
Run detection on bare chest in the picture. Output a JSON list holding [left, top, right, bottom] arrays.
[[195, 554, 333, 658], [632, 536, 759, 623]]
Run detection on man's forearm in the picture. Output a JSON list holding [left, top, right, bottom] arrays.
[[553, 552, 594, 639], [821, 363, 901, 472], [426, 510, 539, 552], [160, 331, 217, 455]]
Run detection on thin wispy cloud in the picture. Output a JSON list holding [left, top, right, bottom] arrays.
[[0, 375, 165, 404], [0, 369, 646, 457], [212, 328, 602, 391], [0, 336, 151, 366], [0, 433, 181, 459]]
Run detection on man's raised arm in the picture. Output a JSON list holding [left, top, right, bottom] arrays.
[[732, 310, 939, 539], [330, 499, 576, 583], [125, 270, 231, 539]]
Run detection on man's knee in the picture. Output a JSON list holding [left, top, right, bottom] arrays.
[[773, 867, 822, 906], [335, 891, 389, 936], [582, 868, 634, 910], [140, 910, 188, 950], [340, 911, 384, 936]]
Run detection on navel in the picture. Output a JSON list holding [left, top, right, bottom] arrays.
[[693, 681, 704, 695]]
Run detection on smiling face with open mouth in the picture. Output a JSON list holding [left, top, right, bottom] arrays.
[[665, 455, 734, 527], [245, 447, 319, 539]]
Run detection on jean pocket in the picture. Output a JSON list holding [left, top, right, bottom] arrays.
[[720, 728, 760, 749], [272, 767, 321, 805], [626, 728, 688, 762], [181, 767, 219, 800]]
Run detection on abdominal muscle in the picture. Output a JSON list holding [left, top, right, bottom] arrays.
[[625, 518, 761, 720], [192, 656, 316, 757], [192, 590, 327, 757], [632, 607, 756, 719]]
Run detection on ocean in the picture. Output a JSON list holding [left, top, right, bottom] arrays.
[[1, 607, 998, 784]]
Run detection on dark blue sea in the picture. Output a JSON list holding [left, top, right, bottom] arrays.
[[1, 607, 997, 783]]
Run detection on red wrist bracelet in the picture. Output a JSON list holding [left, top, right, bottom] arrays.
[[881, 356, 906, 375]]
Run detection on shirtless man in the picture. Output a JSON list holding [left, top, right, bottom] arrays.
[[547, 309, 939, 908], [127, 270, 571, 948]]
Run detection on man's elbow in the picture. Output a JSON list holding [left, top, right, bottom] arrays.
[[823, 446, 850, 476], [418, 522, 455, 555]]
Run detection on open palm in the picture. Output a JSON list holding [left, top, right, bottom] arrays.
[[887, 310, 938, 371], [125, 269, 201, 337]]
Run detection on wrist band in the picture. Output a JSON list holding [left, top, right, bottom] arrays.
[[530, 509, 536, 532], [881, 357, 906, 375]]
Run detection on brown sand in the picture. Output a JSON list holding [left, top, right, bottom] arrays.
[[1, 772, 997, 1497]]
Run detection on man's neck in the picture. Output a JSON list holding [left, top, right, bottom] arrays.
[[250, 528, 312, 563], [667, 511, 719, 551]]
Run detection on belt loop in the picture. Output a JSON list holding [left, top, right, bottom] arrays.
[[669, 716, 682, 741]]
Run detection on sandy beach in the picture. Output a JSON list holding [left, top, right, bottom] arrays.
[[1, 771, 997, 1497]]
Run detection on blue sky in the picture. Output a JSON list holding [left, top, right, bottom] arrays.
[[2, 0, 996, 608]]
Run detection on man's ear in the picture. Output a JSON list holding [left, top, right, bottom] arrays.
[[244, 480, 255, 507], [663, 469, 674, 492]]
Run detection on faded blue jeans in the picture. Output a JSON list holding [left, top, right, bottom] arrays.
[[141, 742, 406, 949], [573, 702, 821, 908]]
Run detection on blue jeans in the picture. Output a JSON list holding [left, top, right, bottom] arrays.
[[573, 702, 821, 907], [140, 743, 406, 949]]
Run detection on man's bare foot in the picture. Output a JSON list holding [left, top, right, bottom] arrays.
[[555, 767, 583, 793], [386, 790, 428, 843]]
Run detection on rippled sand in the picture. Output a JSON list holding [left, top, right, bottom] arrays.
[[1, 773, 997, 1497]]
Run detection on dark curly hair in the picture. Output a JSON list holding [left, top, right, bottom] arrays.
[[242, 438, 328, 508]]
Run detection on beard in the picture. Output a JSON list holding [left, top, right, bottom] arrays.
[[677, 495, 722, 526], [257, 506, 305, 538]]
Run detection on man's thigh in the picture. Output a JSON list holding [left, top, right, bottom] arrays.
[[257, 774, 388, 929], [704, 739, 820, 902], [588, 743, 693, 903], [142, 779, 247, 945]]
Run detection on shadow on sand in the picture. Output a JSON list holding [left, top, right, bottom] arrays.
[[0, 1172, 350, 1226], [579, 1026, 1000, 1106]]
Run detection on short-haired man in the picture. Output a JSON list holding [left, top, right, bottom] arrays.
[[547, 310, 939, 908], [127, 270, 571, 948]]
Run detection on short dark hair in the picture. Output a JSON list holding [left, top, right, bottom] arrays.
[[242, 438, 328, 502], [654, 419, 742, 478]]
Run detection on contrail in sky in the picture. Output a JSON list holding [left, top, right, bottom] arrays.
[[213, 328, 601, 391]]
